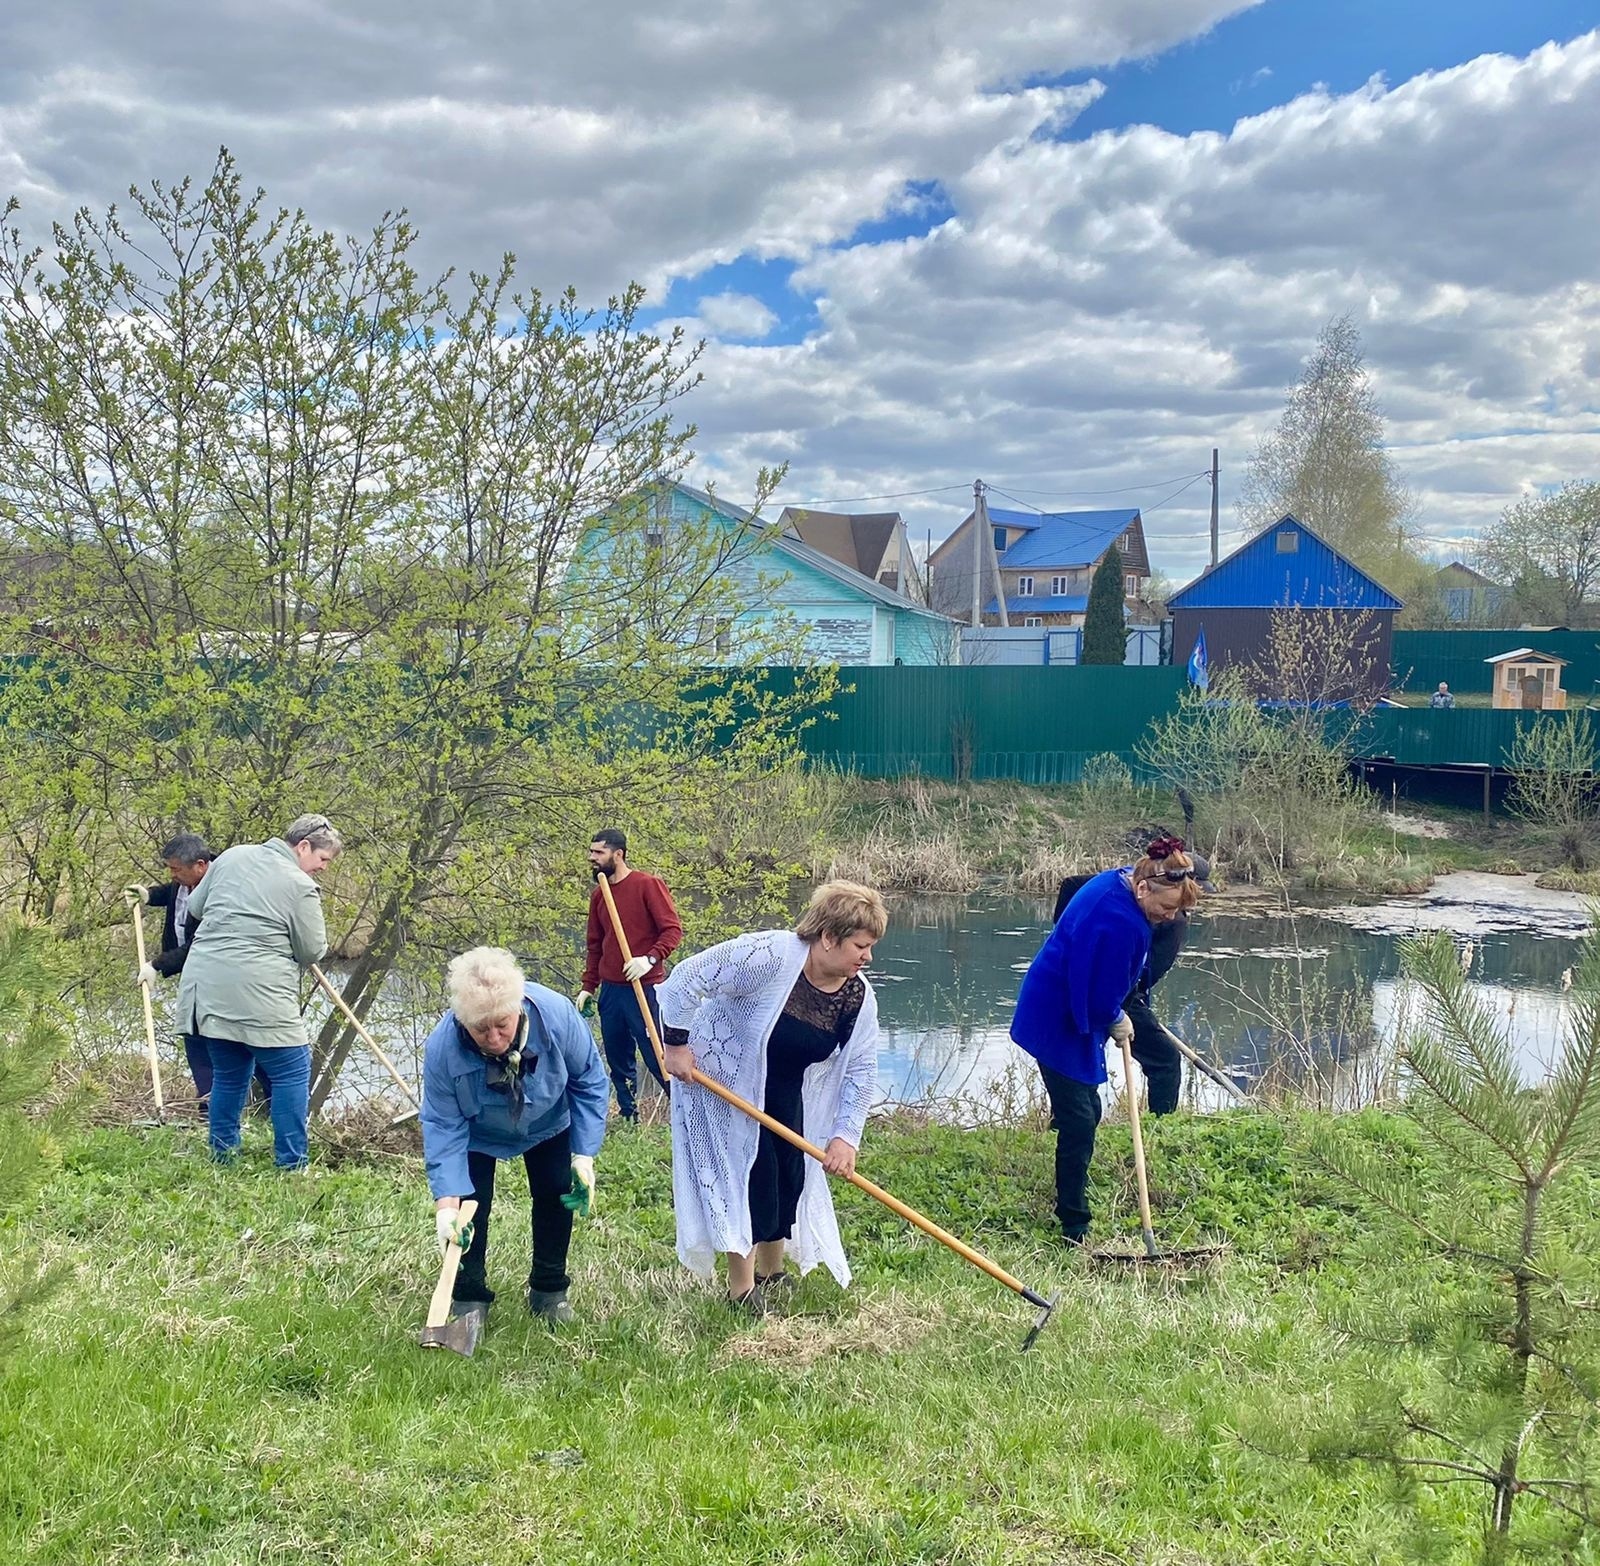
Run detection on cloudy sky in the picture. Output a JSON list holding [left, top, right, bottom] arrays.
[[3, 0, 1598, 583]]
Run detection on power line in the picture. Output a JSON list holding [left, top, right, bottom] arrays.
[[988, 471, 1210, 500], [1138, 472, 1212, 513], [776, 482, 971, 506]]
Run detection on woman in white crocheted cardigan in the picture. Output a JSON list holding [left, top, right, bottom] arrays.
[[656, 880, 886, 1312]]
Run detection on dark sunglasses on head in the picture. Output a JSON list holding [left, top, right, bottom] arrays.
[[1157, 867, 1195, 883]]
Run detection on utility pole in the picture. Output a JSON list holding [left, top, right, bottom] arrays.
[[976, 480, 1009, 628], [971, 479, 982, 629], [1203, 447, 1216, 569], [1209, 447, 1220, 568]]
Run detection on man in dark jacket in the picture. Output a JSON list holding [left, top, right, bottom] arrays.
[[1053, 849, 1212, 1115]]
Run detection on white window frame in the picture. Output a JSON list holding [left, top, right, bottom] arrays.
[[1051, 575, 1069, 596], [1024, 615, 1043, 627], [1016, 575, 1034, 596], [1125, 573, 1140, 597]]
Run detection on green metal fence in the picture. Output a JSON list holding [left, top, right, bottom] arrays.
[[1392, 630, 1600, 698], [787, 665, 1188, 780], [1348, 706, 1538, 768]]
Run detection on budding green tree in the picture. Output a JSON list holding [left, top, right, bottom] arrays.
[[0, 152, 833, 1103]]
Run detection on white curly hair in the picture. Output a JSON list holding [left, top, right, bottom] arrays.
[[446, 946, 526, 1029]]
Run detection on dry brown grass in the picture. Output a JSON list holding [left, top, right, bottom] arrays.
[[714, 1289, 948, 1366]]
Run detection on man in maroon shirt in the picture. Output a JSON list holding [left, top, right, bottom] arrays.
[[577, 828, 683, 1121]]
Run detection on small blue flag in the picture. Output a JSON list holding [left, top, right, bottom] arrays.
[[1186, 625, 1209, 692]]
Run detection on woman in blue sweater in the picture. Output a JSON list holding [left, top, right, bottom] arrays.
[[421, 946, 610, 1323], [1011, 839, 1201, 1243]]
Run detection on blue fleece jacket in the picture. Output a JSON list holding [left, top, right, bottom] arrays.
[[1010, 868, 1153, 1085], [421, 982, 609, 1199]]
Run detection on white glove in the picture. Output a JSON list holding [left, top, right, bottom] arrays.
[[122, 884, 150, 906], [575, 989, 595, 1018], [1109, 1013, 1134, 1048], [621, 955, 653, 983], [136, 962, 158, 987], [435, 1207, 475, 1256]]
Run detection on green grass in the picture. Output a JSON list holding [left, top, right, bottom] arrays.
[[0, 1113, 1512, 1564]]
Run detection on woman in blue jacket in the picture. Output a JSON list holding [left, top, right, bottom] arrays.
[[1011, 839, 1200, 1243], [421, 946, 609, 1323]]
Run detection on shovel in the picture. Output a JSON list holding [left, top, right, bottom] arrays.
[[420, 1199, 483, 1356]]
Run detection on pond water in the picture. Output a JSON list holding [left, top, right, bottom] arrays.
[[313, 873, 1590, 1118], [866, 872, 1588, 1113]]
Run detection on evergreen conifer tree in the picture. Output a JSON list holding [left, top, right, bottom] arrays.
[[1081, 548, 1127, 665]]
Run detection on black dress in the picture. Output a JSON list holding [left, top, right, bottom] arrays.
[[748, 970, 865, 1245]]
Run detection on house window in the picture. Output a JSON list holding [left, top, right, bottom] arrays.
[[1016, 575, 1034, 596], [1446, 588, 1470, 622], [645, 525, 664, 550], [1024, 616, 1043, 627], [1120, 530, 1134, 550], [1125, 574, 1139, 597], [992, 526, 1008, 554], [1276, 528, 1299, 553], [715, 621, 732, 657], [1051, 575, 1069, 596]]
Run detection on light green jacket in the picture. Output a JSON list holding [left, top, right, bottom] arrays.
[[175, 839, 328, 1049]]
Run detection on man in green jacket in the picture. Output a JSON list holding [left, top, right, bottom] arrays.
[[177, 814, 342, 1169]]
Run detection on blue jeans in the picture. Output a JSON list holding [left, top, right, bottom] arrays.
[[203, 1037, 311, 1169], [596, 981, 669, 1119]]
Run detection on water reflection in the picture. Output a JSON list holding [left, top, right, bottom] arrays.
[[313, 876, 1590, 1115]]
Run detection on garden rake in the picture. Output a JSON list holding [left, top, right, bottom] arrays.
[[595, 874, 1057, 1350], [1096, 1032, 1227, 1269]]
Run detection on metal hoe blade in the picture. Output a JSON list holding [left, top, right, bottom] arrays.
[[419, 1304, 485, 1358], [1019, 1289, 1057, 1352]]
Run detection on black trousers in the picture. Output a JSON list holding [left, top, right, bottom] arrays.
[[1038, 1063, 1102, 1241], [1123, 995, 1182, 1115], [454, 1126, 574, 1301], [1038, 1023, 1180, 1240]]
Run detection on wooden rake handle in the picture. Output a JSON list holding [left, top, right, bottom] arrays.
[[1119, 1032, 1160, 1260], [129, 903, 164, 1116], [593, 875, 1049, 1311], [310, 965, 422, 1114]]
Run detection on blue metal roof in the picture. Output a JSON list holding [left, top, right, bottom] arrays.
[[989, 508, 1140, 570], [1166, 516, 1403, 611], [983, 594, 1089, 615]]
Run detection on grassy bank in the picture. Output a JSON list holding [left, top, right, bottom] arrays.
[[0, 1111, 1540, 1565], [814, 774, 1514, 897]]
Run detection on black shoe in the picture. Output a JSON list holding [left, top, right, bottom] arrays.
[[1061, 1229, 1089, 1249], [755, 1269, 796, 1296], [728, 1287, 767, 1320], [528, 1288, 574, 1324]]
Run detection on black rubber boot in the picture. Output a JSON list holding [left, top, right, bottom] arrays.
[[453, 1271, 496, 1306], [528, 1287, 574, 1324]]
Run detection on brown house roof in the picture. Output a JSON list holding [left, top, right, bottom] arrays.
[[778, 508, 901, 581]]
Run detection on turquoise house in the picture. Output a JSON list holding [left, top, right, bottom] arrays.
[[583, 481, 958, 666]]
